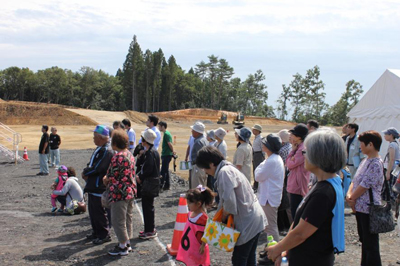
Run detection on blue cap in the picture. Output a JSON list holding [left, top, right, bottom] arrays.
[[92, 125, 109, 137]]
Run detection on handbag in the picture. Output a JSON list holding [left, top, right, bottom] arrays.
[[201, 208, 241, 252], [141, 176, 160, 197], [368, 179, 395, 234], [101, 187, 111, 209]]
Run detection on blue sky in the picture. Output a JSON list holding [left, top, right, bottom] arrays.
[[1, 0, 400, 111]]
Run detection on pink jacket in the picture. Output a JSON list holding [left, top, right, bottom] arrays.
[[286, 142, 310, 197]]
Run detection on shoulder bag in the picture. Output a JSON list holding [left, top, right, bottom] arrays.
[[368, 179, 395, 234]]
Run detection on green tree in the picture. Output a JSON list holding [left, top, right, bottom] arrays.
[[276, 84, 291, 120]]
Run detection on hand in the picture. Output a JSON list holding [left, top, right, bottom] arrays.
[[346, 195, 356, 208], [136, 176, 141, 184], [81, 173, 88, 181], [50, 184, 56, 190], [185, 157, 188, 162], [386, 171, 391, 181], [274, 255, 282, 266], [103, 175, 109, 186], [266, 245, 281, 262], [221, 209, 230, 223], [139, 150, 145, 155], [199, 243, 205, 254]]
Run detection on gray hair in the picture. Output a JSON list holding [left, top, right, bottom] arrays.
[[304, 127, 346, 173]]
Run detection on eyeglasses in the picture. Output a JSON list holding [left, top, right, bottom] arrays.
[[302, 150, 307, 155]]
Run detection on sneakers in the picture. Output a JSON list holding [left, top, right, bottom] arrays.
[[86, 233, 97, 240], [51, 207, 57, 213], [57, 208, 64, 213], [127, 243, 132, 252], [139, 231, 158, 240], [139, 229, 156, 238], [108, 245, 129, 256], [93, 235, 112, 245]]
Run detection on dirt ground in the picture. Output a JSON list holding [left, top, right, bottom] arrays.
[[1, 102, 400, 265]]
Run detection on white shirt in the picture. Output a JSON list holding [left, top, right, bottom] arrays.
[[255, 153, 285, 207], [215, 140, 227, 159], [151, 126, 162, 151], [253, 134, 263, 153], [127, 128, 136, 149], [188, 136, 195, 160]]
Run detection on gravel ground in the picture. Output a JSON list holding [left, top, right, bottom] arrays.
[[0, 150, 400, 266]]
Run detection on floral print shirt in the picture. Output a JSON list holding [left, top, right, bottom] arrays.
[[352, 157, 384, 214], [106, 151, 136, 203]]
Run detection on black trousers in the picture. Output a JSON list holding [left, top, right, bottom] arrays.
[[355, 212, 382, 266], [160, 155, 172, 189], [142, 196, 155, 233], [289, 193, 303, 219], [88, 194, 109, 239]]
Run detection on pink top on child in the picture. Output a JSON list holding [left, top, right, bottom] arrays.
[[51, 165, 69, 199], [176, 211, 210, 266]]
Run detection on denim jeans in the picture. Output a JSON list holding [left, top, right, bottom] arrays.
[[160, 155, 172, 189], [39, 153, 49, 174], [232, 232, 261, 266], [50, 148, 60, 167]]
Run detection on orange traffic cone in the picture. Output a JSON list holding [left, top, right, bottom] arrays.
[[167, 193, 188, 256], [23, 147, 30, 161]]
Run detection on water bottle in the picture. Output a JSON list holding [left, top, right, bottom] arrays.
[[267, 235, 277, 247], [281, 256, 289, 266]]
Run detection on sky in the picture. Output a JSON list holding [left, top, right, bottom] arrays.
[[1, 0, 400, 111]]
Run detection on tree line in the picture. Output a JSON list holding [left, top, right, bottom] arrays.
[[0, 35, 363, 125]]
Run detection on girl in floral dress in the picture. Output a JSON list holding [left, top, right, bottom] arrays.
[[176, 185, 215, 266]]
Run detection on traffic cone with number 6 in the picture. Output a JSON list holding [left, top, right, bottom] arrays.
[[167, 193, 188, 256]]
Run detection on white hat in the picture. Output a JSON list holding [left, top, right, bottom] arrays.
[[214, 127, 227, 140], [190, 122, 205, 134], [141, 129, 157, 144]]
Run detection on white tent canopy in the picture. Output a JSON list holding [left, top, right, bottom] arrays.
[[347, 69, 400, 158]]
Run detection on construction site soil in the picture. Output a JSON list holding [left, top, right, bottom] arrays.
[[0, 100, 399, 265]]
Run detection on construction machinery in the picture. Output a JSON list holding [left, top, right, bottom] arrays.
[[232, 112, 245, 126], [217, 112, 228, 124]]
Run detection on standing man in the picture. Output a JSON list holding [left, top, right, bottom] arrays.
[[82, 125, 114, 245], [37, 125, 50, 176], [306, 119, 319, 133], [122, 119, 136, 152], [190, 122, 208, 189], [252, 124, 264, 191], [345, 123, 363, 179], [158, 121, 175, 191], [146, 115, 161, 150], [49, 127, 61, 168]]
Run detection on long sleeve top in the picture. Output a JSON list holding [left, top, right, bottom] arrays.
[[215, 140, 227, 159], [53, 177, 84, 207], [255, 154, 285, 207], [286, 142, 310, 197], [191, 135, 208, 165], [215, 161, 267, 246], [138, 147, 160, 181]]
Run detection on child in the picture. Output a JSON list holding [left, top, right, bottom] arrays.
[[176, 185, 215, 266], [50, 165, 68, 212]]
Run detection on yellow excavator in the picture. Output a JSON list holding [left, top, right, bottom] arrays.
[[217, 112, 228, 124], [232, 112, 245, 126]]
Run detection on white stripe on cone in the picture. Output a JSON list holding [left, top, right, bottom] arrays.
[[174, 222, 186, 231], [177, 205, 188, 214]]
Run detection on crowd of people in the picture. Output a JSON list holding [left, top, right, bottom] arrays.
[[39, 115, 400, 265]]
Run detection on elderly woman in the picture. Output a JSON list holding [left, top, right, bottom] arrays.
[[197, 146, 267, 266], [267, 128, 346, 266], [214, 127, 227, 159], [233, 127, 253, 183], [346, 131, 384, 266], [136, 129, 160, 240], [103, 130, 136, 256], [382, 127, 400, 201], [286, 123, 311, 219], [255, 134, 285, 243]]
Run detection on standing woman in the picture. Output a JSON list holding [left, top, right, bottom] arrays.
[[214, 127, 227, 159], [103, 130, 136, 256], [382, 127, 400, 201], [286, 124, 310, 219], [267, 128, 346, 265], [233, 127, 253, 184], [136, 129, 160, 240], [197, 146, 267, 266], [346, 130, 384, 266]]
